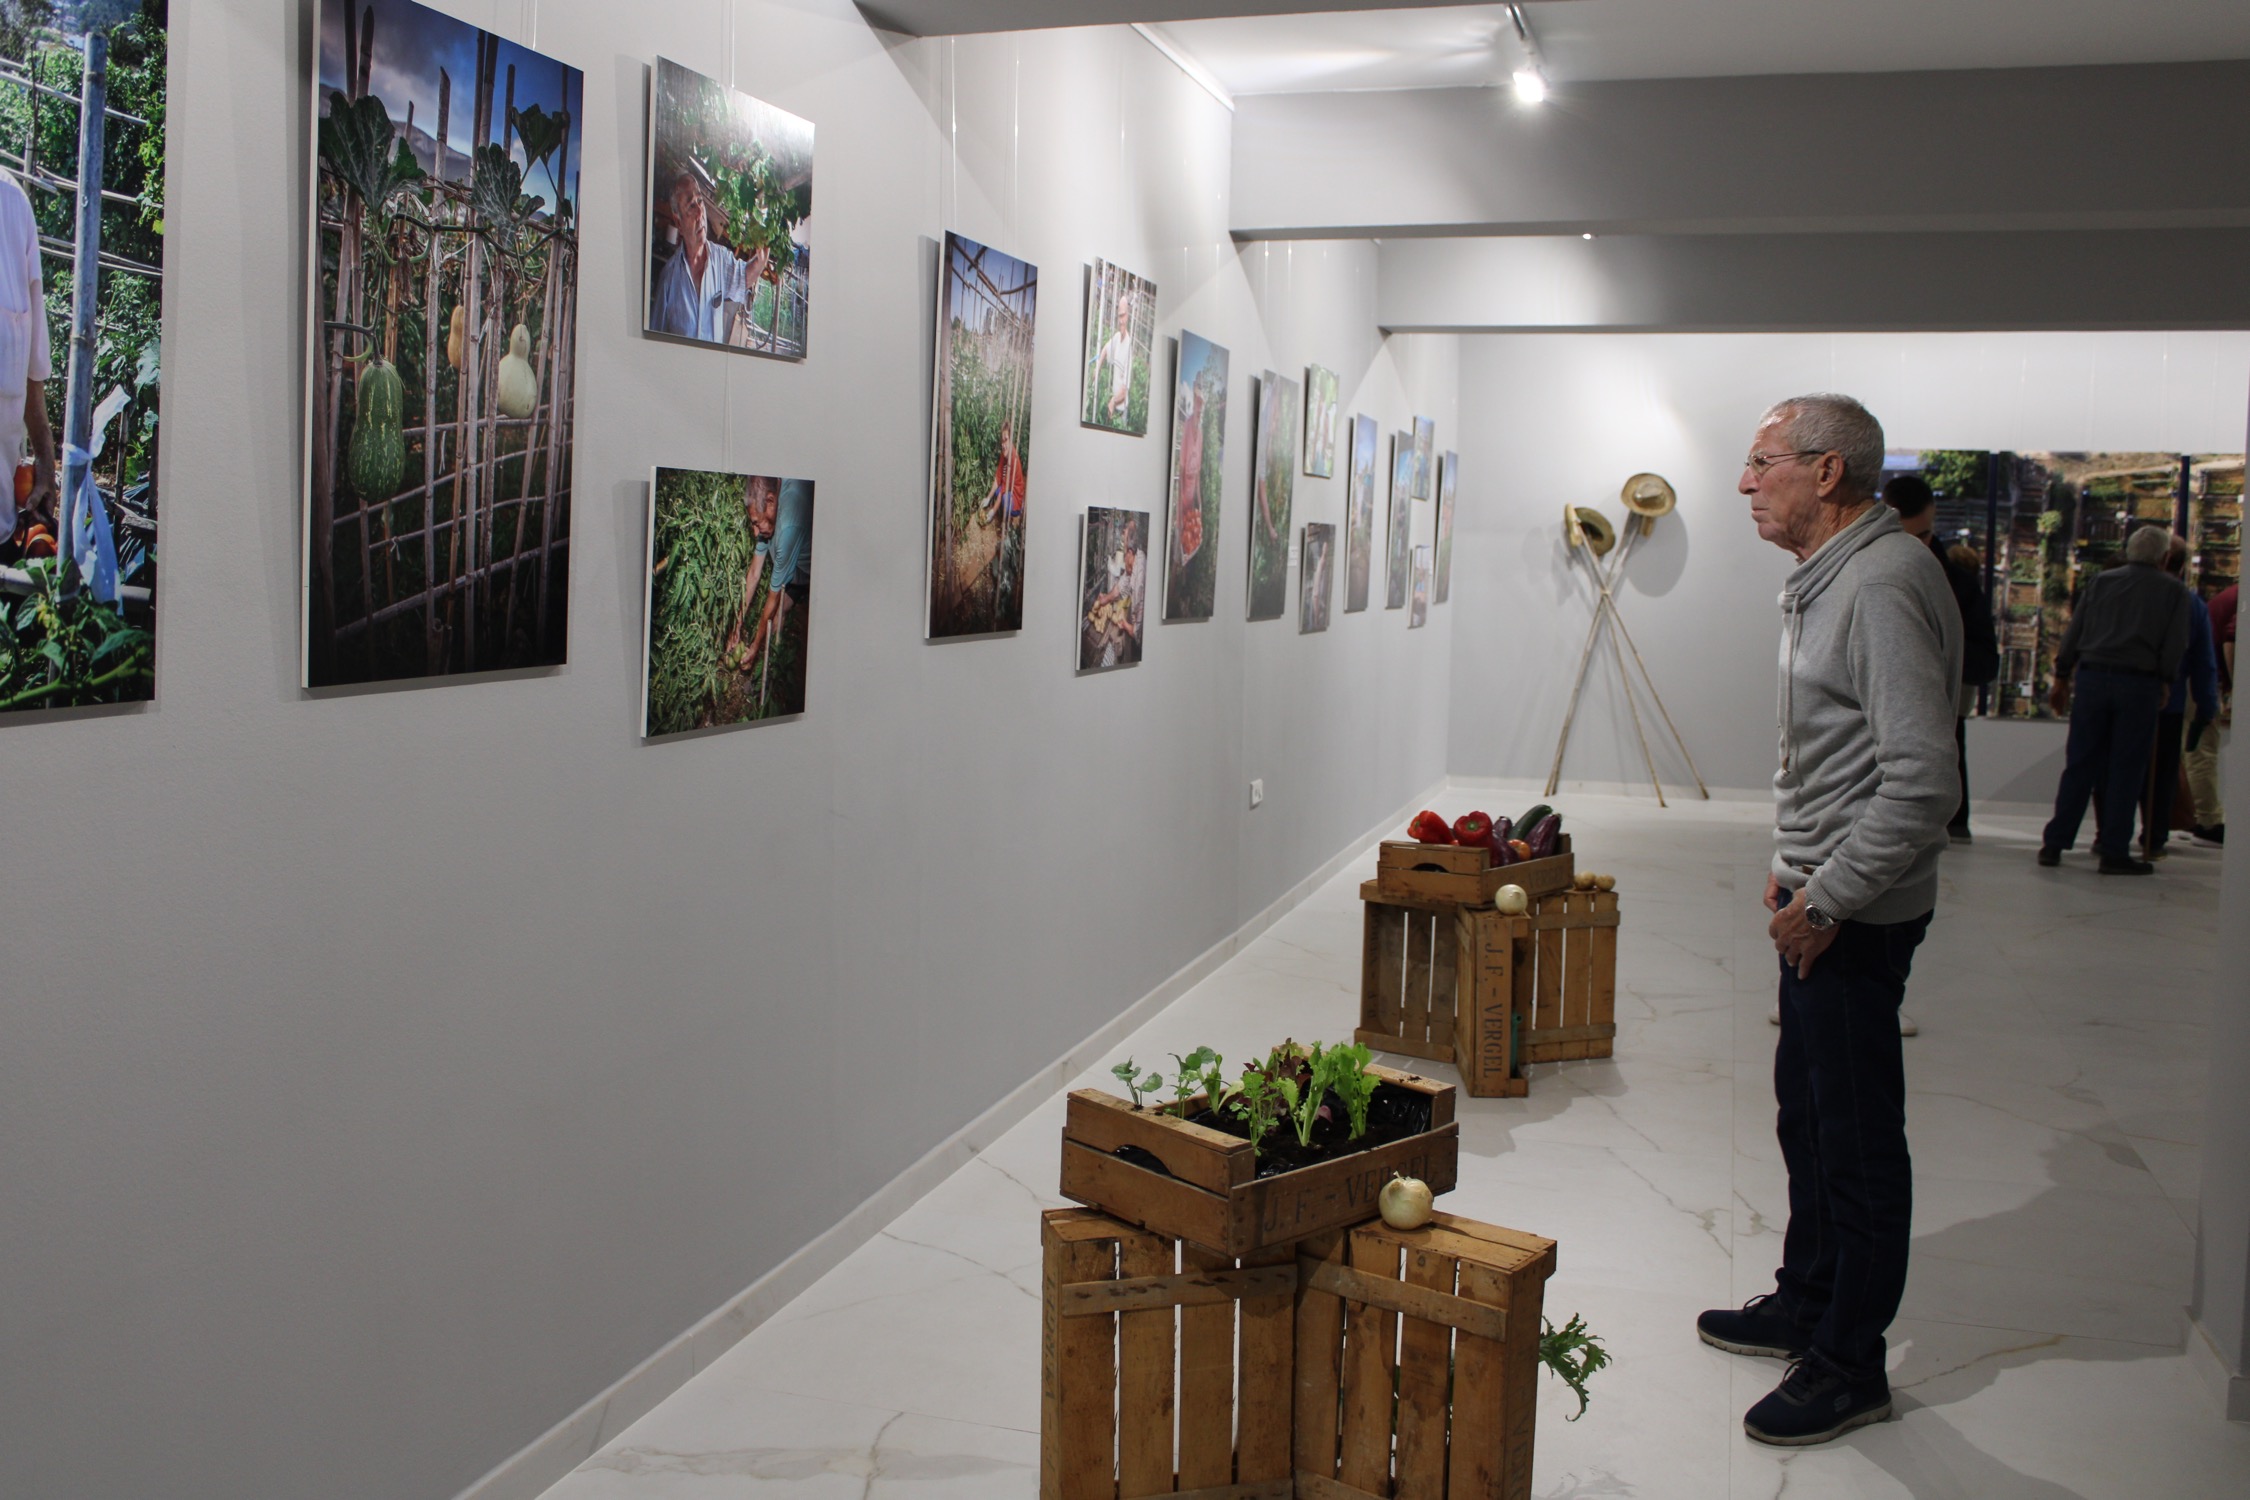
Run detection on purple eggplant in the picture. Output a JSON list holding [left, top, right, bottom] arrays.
[[1526, 813, 1562, 860]]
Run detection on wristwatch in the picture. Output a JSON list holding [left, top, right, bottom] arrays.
[[1802, 903, 1836, 932]]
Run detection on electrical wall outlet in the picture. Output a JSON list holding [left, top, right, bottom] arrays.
[[1249, 779, 1265, 809]]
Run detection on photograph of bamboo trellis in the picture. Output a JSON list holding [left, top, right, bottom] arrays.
[[303, 0, 582, 689], [0, 0, 165, 717], [927, 231, 1037, 639]]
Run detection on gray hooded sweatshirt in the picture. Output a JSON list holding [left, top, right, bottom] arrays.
[[1774, 503, 1964, 925]]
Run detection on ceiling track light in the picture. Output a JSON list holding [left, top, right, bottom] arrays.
[[1507, 2, 1548, 104]]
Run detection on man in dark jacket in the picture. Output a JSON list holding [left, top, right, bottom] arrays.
[[1883, 475, 1999, 842], [2039, 524, 2194, 874]]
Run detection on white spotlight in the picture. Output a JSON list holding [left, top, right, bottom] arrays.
[[1512, 67, 1547, 105]]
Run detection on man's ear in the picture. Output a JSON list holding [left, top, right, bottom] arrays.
[[1815, 453, 1848, 500]]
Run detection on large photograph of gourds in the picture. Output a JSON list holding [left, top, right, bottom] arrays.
[[304, 0, 583, 689], [0, 0, 165, 717]]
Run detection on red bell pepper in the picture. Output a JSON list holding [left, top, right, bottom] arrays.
[[1406, 809, 1456, 844], [1452, 811, 1495, 850]]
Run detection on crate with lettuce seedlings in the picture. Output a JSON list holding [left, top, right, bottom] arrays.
[[1059, 1039, 1460, 1258]]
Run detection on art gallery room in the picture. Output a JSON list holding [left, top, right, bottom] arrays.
[[13, 0, 2250, 1496]]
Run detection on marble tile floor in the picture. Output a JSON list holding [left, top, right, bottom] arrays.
[[541, 792, 2250, 1500]]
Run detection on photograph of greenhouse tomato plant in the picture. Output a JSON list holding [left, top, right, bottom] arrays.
[[303, 0, 582, 689], [641, 466, 813, 738], [1246, 370, 1298, 621], [644, 56, 811, 359], [928, 231, 1036, 639], [0, 0, 165, 717], [1162, 329, 1226, 622]]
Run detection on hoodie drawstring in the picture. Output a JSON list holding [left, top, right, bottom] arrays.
[[1780, 591, 1803, 773]]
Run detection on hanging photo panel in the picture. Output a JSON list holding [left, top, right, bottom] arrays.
[[641, 466, 814, 738], [1247, 370, 1300, 621], [1436, 450, 1458, 604], [1344, 414, 1377, 613], [927, 232, 1038, 639], [1303, 364, 1339, 478], [1163, 330, 1228, 622], [1081, 258, 1155, 436], [1412, 415, 1436, 500], [0, 5, 167, 715], [1409, 545, 1432, 628], [644, 57, 813, 359], [1386, 430, 1413, 609], [1300, 522, 1334, 633], [1078, 506, 1148, 671], [304, 0, 585, 688]]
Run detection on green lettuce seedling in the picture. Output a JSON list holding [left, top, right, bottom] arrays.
[[1230, 1068, 1284, 1156], [1111, 1058, 1163, 1109], [1168, 1047, 1222, 1116], [1322, 1041, 1379, 1140]]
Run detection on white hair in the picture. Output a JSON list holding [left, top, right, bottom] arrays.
[[1760, 393, 1886, 498], [2124, 525, 2173, 566]]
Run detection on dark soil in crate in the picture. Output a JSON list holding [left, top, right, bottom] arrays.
[[1116, 1082, 1436, 1180]]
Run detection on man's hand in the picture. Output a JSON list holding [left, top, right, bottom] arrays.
[[1768, 893, 1841, 979], [2048, 681, 2071, 717], [1763, 873, 1783, 914], [25, 455, 56, 523]]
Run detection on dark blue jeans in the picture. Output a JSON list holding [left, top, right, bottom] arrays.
[[2043, 667, 2166, 861], [1773, 910, 1930, 1378]]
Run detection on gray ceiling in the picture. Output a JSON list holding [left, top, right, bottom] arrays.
[[854, 0, 1455, 37], [864, 2, 2250, 87]]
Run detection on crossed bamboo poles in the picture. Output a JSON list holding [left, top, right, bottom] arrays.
[[1546, 505, 1709, 805]]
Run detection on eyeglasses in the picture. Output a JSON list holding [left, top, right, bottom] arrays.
[[1743, 450, 1830, 476]]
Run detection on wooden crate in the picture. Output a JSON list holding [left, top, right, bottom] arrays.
[[1362, 888, 1620, 1090], [1519, 889, 1619, 1064], [1371, 836, 1576, 908], [1294, 1213, 1557, 1500], [1059, 1068, 1459, 1258], [1042, 1207, 1560, 1500], [1356, 898, 1529, 1098], [1041, 1207, 1297, 1500]]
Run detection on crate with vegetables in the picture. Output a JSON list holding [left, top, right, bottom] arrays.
[[1058, 1040, 1460, 1258], [1362, 804, 1623, 1090], [1377, 802, 1577, 906]]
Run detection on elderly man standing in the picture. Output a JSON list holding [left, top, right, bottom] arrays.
[[2036, 524, 2191, 875], [0, 167, 56, 547], [1697, 394, 1961, 1446]]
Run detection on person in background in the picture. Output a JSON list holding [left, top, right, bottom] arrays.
[[1882, 474, 2000, 844], [0, 167, 56, 551], [2140, 537, 2220, 857], [2038, 523, 2192, 874], [1701, 394, 1960, 1448], [2188, 579, 2234, 845]]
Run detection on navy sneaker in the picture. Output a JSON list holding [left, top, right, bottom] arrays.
[[1744, 1353, 1893, 1446], [2036, 847, 2061, 867], [1696, 1293, 1808, 1359]]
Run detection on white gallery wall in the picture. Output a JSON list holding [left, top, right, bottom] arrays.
[[1445, 329, 2250, 800], [0, 5, 1458, 1498]]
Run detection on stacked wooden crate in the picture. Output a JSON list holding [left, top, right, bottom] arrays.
[[1357, 839, 1585, 1097], [1040, 1206, 1558, 1500]]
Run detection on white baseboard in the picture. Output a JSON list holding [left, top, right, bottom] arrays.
[[2186, 1313, 2250, 1422], [455, 779, 1445, 1500]]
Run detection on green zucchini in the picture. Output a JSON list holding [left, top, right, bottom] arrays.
[[1514, 803, 1553, 841]]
